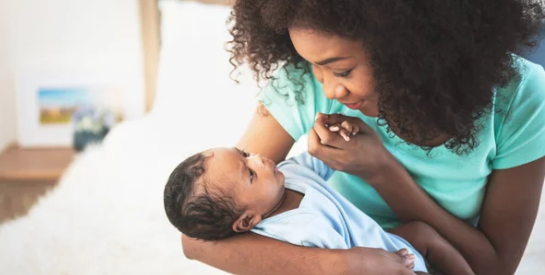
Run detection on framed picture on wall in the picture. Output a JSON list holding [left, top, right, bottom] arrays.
[[16, 71, 144, 148]]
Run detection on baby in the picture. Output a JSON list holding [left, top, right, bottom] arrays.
[[164, 122, 474, 275]]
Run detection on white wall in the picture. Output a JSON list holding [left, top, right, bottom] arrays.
[[0, 0, 144, 151], [0, 0, 16, 151]]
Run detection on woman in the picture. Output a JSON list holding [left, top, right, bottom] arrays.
[[183, 0, 545, 274]]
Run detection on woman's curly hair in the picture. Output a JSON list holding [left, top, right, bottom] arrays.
[[227, 0, 544, 154]]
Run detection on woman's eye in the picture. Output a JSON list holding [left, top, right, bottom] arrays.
[[242, 150, 249, 157], [333, 69, 353, 78]]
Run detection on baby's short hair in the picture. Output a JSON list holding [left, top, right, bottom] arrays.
[[163, 152, 243, 241]]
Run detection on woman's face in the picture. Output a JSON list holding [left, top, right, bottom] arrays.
[[289, 28, 379, 117]]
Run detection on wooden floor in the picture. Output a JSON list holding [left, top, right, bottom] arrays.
[[0, 180, 58, 225]]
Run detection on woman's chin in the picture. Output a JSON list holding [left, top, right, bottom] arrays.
[[359, 106, 379, 117]]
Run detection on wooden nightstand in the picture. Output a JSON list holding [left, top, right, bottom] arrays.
[[0, 144, 75, 182], [0, 144, 75, 224]]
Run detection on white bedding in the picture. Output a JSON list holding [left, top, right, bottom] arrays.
[[0, 1, 543, 274], [0, 116, 230, 275]]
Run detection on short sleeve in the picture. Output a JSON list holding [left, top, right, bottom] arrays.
[[492, 61, 545, 169], [258, 64, 333, 141]]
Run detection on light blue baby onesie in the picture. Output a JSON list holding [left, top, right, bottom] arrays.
[[251, 152, 428, 273]]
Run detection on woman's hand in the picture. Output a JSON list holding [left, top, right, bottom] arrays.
[[308, 113, 397, 183]]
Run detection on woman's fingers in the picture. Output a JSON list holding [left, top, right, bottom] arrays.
[[314, 118, 348, 148], [308, 128, 345, 168]]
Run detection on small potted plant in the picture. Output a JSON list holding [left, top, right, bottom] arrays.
[[72, 105, 118, 152]]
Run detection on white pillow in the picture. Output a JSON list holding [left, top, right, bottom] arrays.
[[152, 0, 257, 119]]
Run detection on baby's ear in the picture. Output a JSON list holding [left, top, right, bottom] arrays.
[[233, 210, 262, 233]]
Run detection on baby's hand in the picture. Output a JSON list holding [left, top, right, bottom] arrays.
[[328, 120, 359, 141]]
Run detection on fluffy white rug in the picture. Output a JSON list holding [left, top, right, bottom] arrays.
[[0, 114, 542, 275], [0, 117, 233, 275]]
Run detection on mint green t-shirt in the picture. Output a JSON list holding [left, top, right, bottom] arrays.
[[259, 57, 545, 229]]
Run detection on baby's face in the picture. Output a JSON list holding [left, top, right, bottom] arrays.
[[203, 147, 286, 217]]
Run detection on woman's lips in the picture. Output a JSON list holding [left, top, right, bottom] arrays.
[[343, 101, 363, 110]]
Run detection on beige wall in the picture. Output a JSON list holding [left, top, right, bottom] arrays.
[[0, 0, 145, 151]]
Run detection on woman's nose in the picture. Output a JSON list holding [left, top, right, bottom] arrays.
[[324, 84, 349, 100]]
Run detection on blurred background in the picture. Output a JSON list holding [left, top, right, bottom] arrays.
[[0, 0, 543, 274]]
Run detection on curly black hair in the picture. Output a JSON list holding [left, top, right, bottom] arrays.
[[163, 152, 243, 241], [227, 0, 544, 154]]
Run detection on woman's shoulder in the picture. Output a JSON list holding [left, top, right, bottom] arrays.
[[491, 57, 545, 169], [495, 57, 545, 107], [494, 57, 545, 123]]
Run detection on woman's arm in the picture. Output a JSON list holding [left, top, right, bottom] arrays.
[[182, 234, 417, 275], [310, 114, 545, 275], [182, 233, 342, 275], [181, 104, 418, 275], [374, 158, 545, 275], [235, 103, 295, 164]]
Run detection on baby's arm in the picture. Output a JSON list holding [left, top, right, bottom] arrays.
[[390, 222, 475, 275]]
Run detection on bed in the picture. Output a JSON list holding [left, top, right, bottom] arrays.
[[0, 1, 542, 274]]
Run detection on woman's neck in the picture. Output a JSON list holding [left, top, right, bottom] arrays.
[[388, 121, 450, 147]]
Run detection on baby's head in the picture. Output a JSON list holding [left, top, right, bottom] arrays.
[[164, 147, 285, 241]]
